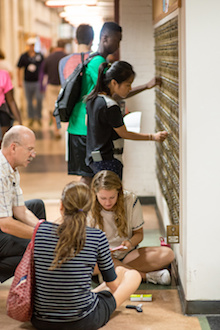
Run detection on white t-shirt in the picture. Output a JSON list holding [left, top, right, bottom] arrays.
[[88, 190, 144, 259]]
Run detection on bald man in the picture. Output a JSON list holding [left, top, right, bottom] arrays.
[[0, 125, 46, 283]]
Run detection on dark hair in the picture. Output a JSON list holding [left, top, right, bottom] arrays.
[[87, 60, 135, 102], [76, 24, 94, 45], [100, 22, 122, 38], [57, 39, 66, 48]]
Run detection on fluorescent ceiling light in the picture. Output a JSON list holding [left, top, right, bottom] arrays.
[[45, 0, 97, 7]]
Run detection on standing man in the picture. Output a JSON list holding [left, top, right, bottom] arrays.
[[0, 125, 46, 283], [42, 40, 66, 139], [59, 24, 94, 85], [17, 37, 44, 128]]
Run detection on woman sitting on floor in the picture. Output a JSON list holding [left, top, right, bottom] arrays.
[[88, 170, 175, 285], [32, 181, 141, 330]]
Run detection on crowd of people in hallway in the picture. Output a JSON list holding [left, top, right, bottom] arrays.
[[0, 20, 174, 329]]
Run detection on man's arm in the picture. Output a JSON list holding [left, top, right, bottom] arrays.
[[13, 205, 39, 227], [113, 77, 162, 102], [0, 204, 39, 239], [0, 216, 35, 239], [126, 76, 162, 98]]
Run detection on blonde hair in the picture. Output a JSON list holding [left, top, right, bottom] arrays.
[[91, 170, 127, 237], [50, 182, 92, 270]]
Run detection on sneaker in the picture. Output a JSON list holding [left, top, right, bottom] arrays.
[[146, 269, 171, 285]]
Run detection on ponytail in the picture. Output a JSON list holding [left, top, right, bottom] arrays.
[[86, 62, 110, 102], [50, 182, 92, 270], [86, 60, 135, 103]]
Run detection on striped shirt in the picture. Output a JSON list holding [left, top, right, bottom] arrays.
[[33, 221, 116, 322], [0, 151, 24, 217]]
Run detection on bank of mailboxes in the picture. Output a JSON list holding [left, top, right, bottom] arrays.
[[154, 17, 179, 224]]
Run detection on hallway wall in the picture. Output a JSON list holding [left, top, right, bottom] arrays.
[[155, 0, 220, 309], [120, 0, 157, 196], [179, 0, 220, 304], [120, 0, 220, 311]]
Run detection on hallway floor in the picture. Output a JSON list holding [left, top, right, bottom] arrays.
[[0, 112, 209, 329]]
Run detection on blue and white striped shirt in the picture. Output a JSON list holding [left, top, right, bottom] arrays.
[[33, 221, 116, 322]]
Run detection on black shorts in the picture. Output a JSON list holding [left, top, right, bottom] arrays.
[[31, 290, 116, 330], [68, 133, 93, 177], [0, 109, 13, 126]]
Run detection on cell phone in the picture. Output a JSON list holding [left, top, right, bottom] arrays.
[[110, 245, 128, 252], [91, 150, 102, 162]]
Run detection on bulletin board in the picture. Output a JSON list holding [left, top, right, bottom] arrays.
[[154, 16, 179, 224]]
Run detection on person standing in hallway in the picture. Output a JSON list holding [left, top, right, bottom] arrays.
[[17, 37, 44, 127], [0, 70, 22, 146], [89, 170, 175, 285], [31, 181, 141, 329], [61, 22, 122, 187], [41, 40, 66, 139], [0, 125, 46, 283], [59, 24, 94, 86], [85, 61, 167, 179]]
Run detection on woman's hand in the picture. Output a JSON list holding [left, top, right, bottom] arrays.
[[153, 131, 168, 142], [122, 240, 133, 251]]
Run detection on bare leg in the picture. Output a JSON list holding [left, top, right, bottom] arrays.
[[92, 266, 141, 308], [112, 246, 174, 280]]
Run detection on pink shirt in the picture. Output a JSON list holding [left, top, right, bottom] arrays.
[[0, 69, 13, 106]]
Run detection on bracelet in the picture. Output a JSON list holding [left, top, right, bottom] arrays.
[[149, 134, 152, 141]]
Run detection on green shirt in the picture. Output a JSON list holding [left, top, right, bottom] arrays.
[[67, 55, 106, 136]]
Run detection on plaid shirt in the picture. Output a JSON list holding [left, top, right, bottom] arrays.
[[0, 151, 24, 217]]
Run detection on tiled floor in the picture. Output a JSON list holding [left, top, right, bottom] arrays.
[[0, 112, 206, 329]]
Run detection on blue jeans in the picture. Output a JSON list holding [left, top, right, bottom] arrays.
[[24, 81, 43, 119]]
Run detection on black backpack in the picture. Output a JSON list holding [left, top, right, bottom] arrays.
[[53, 52, 99, 128]]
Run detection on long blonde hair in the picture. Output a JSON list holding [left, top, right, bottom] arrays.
[[50, 182, 92, 270], [91, 170, 127, 237]]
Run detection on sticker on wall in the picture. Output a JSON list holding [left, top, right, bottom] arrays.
[[163, 0, 169, 13], [167, 224, 179, 244]]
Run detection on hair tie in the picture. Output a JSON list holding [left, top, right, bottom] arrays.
[[78, 209, 83, 212]]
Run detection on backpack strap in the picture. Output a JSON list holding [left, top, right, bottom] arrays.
[[54, 51, 100, 128], [81, 52, 85, 64], [29, 219, 45, 249]]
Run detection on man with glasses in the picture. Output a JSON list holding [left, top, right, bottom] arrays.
[[0, 125, 46, 283]]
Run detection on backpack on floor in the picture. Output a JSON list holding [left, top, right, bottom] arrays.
[[53, 52, 99, 128]]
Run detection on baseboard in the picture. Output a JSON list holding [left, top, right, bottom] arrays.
[[178, 276, 220, 315], [138, 196, 156, 205]]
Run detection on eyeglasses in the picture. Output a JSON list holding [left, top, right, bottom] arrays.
[[14, 141, 36, 155]]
